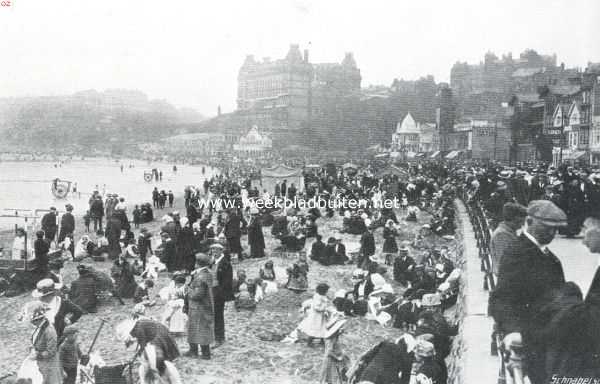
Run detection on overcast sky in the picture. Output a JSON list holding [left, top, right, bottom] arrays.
[[1, 0, 599, 116]]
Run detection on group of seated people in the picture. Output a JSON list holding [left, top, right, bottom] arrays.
[[309, 235, 349, 266]]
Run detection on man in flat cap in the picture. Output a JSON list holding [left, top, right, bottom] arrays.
[[490, 200, 567, 384], [185, 253, 214, 359]]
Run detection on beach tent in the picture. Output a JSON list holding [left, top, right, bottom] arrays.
[[375, 165, 409, 179], [252, 164, 305, 195]]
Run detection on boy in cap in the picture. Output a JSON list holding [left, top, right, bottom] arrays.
[[59, 325, 88, 384]]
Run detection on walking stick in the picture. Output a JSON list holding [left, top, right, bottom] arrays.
[[87, 318, 107, 355]]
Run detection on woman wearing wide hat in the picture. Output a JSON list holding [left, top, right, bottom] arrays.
[[33, 278, 83, 339], [25, 302, 63, 384]]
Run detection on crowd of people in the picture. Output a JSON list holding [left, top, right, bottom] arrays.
[[8, 156, 600, 383], [454, 162, 600, 383]]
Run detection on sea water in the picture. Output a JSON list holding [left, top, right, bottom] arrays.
[[0, 158, 216, 232]]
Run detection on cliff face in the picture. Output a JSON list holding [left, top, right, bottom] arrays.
[[0, 90, 204, 149]]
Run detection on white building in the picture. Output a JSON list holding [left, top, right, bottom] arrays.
[[233, 125, 273, 155], [391, 112, 437, 155]]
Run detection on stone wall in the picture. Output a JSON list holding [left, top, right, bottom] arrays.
[[446, 200, 467, 384]]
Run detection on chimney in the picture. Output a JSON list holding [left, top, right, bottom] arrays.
[[303, 49, 309, 63]]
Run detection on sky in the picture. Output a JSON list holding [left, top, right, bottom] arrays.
[[1, 0, 599, 116]]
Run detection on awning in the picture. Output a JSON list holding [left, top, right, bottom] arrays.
[[374, 153, 389, 158], [445, 150, 459, 159], [390, 152, 401, 158], [564, 151, 586, 160], [406, 152, 417, 159], [430, 151, 440, 158], [415, 153, 426, 158]]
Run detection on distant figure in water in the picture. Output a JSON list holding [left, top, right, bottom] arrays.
[[121, 164, 124, 173], [159, 171, 163, 181], [202, 166, 205, 175], [173, 165, 177, 173]]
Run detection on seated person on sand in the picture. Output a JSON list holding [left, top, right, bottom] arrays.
[[305, 216, 318, 238], [134, 279, 156, 305], [111, 254, 138, 300], [259, 260, 278, 294], [365, 274, 396, 326], [406, 205, 419, 222], [280, 219, 306, 251], [333, 289, 355, 316], [286, 255, 309, 293], [69, 264, 98, 313], [234, 281, 257, 311], [310, 234, 327, 263], [74, 235, 93, 261], [93, 229, 110, 257]]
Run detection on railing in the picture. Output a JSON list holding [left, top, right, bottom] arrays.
[[461, 193, 530, 384]]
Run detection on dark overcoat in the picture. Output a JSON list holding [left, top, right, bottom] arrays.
[[490, 233, 566, 384], [247, 217, 265, 254], [187, 268, 215, 345]]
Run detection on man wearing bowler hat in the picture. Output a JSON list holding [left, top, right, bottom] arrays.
[[490, 200, 567, 384]]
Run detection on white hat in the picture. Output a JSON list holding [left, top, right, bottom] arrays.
[[421, 293, 442, 307], [370, 273, 386, 291]]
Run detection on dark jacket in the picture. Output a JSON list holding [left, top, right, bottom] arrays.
[[310, 240, 326, 262], [247, 217, 265, 250], [393, 255, 416, 283], [214, 257, 234, 302], [490, 233, 566, 334], [360, 231, 376, 257], [355, 341, 413, 384], [90, 199, 104, 218], [489, 233, 566, 384], [69, 273, 97, 313], [54, 298, 84, 339], [41, 213, 57, 234], [34, 238, 50, 271], [60, 212, 75, 233]]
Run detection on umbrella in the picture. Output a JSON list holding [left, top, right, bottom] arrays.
[[342, 163, 357, 170]]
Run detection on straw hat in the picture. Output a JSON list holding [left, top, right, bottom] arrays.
[[32, 278, 59, 298], [30, 302, 50, 322], [421, 293, 442, 307], [415, 340, 435, 358], [324, 318, 347, 338]]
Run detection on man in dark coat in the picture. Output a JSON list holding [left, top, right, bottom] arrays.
[[393, 246, 416, 286], [489, 200, 567, 384], [90, 196, 104, 231], [69, 265, 97, 313], [58, 204, 75, 243], [539, 223, 600, 380], [358, 228, 376, 269], [247, 208, 265, 258], [280, 180, 287, 199], [528, 173, 548, 202], [185, 253, 214, 359], [212, 247, 234, 347], [309, 234, 326, 263], [33, 230, 50, 277], [41, 207, 58, 242], [224, 209, 245, 261]]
